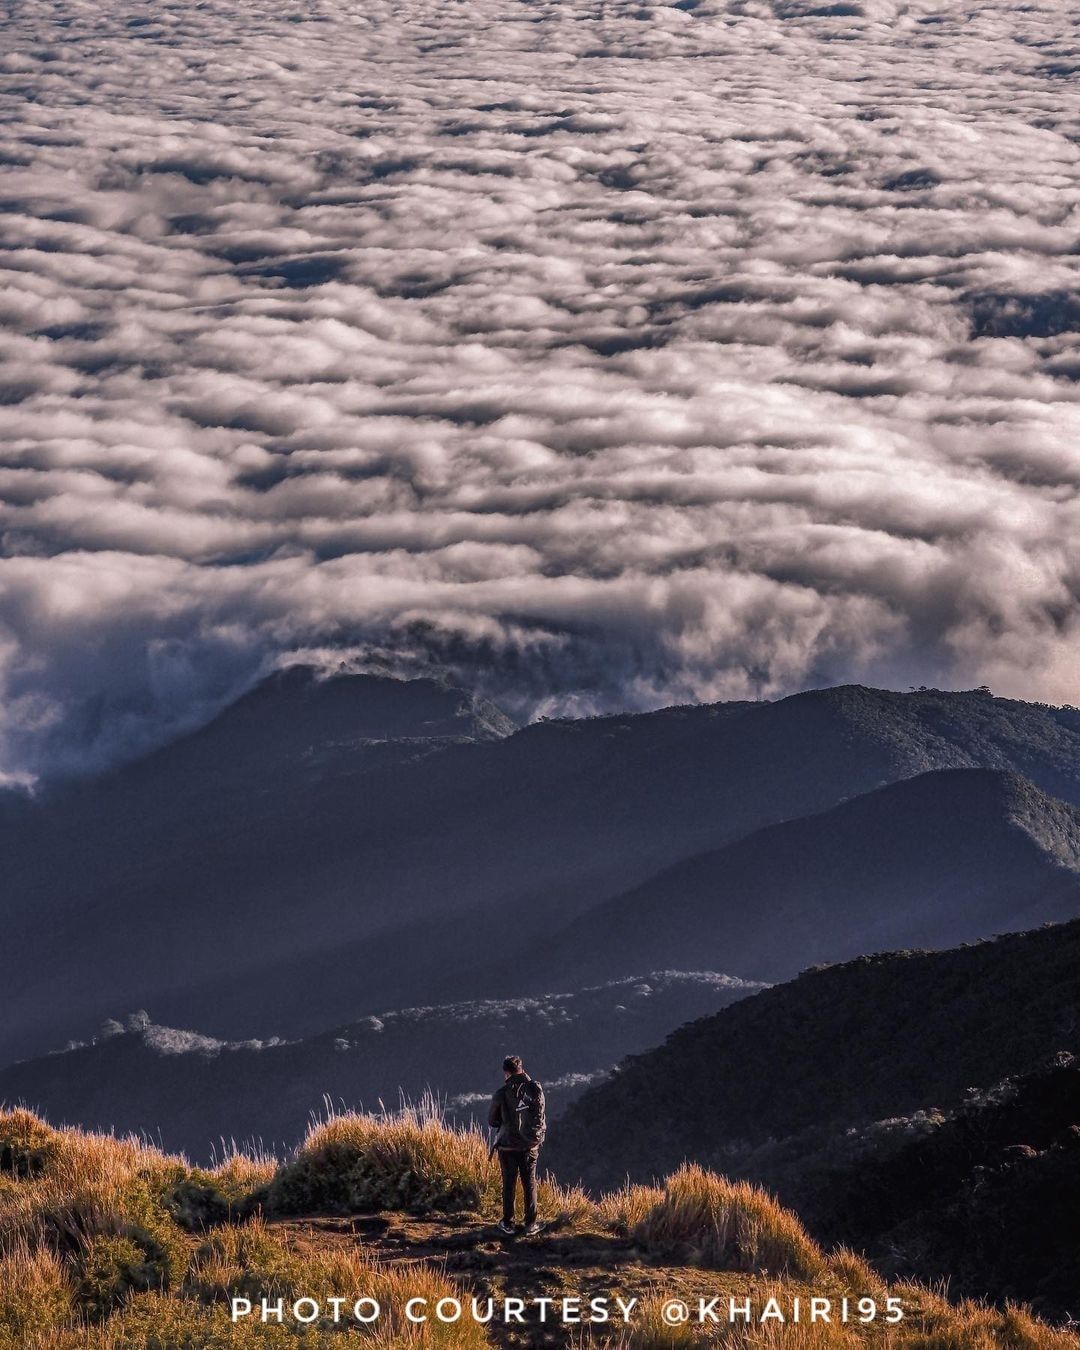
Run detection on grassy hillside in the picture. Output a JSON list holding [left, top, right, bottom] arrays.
[[1, 1104, 1075, 1349]]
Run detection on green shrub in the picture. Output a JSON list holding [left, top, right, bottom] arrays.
[[0, 1110, 59, 1181], [76, 1233, 162, 1320], [160, 1176, 232, 1233]]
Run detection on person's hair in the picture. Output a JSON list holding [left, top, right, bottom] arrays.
[[503, 1055, 523, 1075]]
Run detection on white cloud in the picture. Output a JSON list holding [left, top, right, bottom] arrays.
[[0, 0, 1078, 777]]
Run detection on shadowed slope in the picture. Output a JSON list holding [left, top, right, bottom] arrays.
[[0, 973, 762, 1162], [4, 682, 1080, 1062], [549, 917, 1080, 1193], [527, 768, 1080, 986]]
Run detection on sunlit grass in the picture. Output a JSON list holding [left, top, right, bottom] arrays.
[[625, 1165, 828, 1280], [2, 1105, 1075, 1349]]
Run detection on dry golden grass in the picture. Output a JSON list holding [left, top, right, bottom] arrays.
[[34, 1281, 491, 1348], [268, 1097, 593, 1227], [823, 1251, 887, 1301], [628, 1165, 828, 1281], [267, 1099, 502, 1217], [0, 1109, 264, 1343], [182, 1218, 491, 1347], [0, 1109, 191, 1288], [596, 1182, 666, 1235], [581, 1284, 1080, 1348], [26, 1225, 493, 1348], [887, 1284, 1080, 1349], [207, 1150, 278, 1203], [0, 1240, 73, 1346], [2, 1106, 1077, 1350], [577, 1291, 864, 1348]]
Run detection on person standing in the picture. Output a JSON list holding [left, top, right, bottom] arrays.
[[488, 1054, 546, 1236]]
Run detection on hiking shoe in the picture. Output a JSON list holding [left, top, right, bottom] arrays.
[[497, 1220, 516, 1236], [522, 1221, 542, 1236]]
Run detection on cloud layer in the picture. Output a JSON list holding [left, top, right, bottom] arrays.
[[1, 0, 1078, 778]]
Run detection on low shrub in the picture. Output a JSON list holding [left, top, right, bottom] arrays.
[[160, 1176, 233, 1232], [185, 1218, 306, 1305], [76, 1233, 163, 1320], [0, 1109, 59, 1181]]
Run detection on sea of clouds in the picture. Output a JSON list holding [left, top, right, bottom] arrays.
[[0, 0, 1078, 779]]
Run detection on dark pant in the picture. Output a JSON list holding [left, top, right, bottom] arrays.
[[498, 1148, 538, 1225]]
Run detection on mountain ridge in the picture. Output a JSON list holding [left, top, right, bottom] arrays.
[[519, 766, 1080, 986], [0, 972, 763, 1162], [547, 916, 1080, 1195], [4, 676, 1080, 1062]]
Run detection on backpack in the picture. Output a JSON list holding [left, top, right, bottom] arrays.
[[505, 1076, 546, 1149]]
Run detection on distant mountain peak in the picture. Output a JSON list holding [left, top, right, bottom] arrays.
[[116, 666, 517, 786], [215, 666, 518, 744]]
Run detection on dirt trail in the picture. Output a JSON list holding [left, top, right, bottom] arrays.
[[272, 1214, 751, 1347]]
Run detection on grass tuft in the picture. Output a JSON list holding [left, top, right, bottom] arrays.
[[266, 1097, 499, 1217], [629, 1164, 828, 1279], [0, 1240, 73, 1344]]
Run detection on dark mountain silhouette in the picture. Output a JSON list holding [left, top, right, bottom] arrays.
[[130, 664, 518, 776], [0, 972, 762, 1162], [4, 675, 1080, 1064], [807, 1055, 1080, 1320], [548, 917, 1080, 1196], [525, 768, 1080, 985]]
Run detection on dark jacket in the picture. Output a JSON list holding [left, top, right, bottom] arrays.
[[488, 1072, 546, 1152]]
